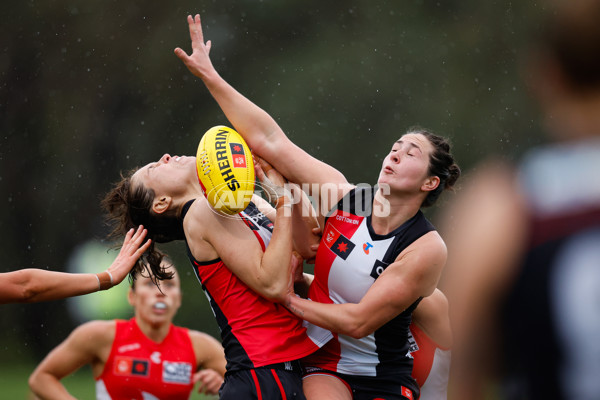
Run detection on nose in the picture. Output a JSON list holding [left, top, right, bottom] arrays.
[[390, 152, 400, 164], [159, 153, 171, 164]]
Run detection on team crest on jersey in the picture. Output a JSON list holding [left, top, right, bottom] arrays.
[[324, 225, 355, 260], [163, 361, 192, 384], [114, 356, 149, 377], [369, 259, 390, 280]]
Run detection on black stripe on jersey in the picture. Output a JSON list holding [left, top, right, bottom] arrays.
[[190, 260, 255, 372]]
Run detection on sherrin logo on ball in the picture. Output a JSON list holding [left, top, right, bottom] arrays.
[[196, 125, 255, 215]]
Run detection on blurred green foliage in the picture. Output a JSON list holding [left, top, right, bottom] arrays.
[[1, 0, 548, 390]]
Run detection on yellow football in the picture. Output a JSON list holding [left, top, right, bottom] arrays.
[[196, 125, 255, 215]]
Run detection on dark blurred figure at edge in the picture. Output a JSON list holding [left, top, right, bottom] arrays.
[[438, 0, 600, 399]]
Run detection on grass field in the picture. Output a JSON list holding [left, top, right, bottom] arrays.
[[0, 363, 217, 399]]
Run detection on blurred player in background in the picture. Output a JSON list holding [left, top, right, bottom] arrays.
[[0, 226, 150, 304], [409, 289, 451, 400], [29, 258, 226, 399], [438, 0, 600, 398]]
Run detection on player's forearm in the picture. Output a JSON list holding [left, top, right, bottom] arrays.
[[258, 202, 294, 302], [286, 295, 370, 339], [199, 70, 282, 156], [290, 186, 320, 260], [29, 372, 77, 400], [6, 269, 101, 304]]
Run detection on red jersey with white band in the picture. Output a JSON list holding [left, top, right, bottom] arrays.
[[305, 187, 435, 386], [182, 200, 324, 372], [96, 318, 196, 400], [408, 323, 451, 400]]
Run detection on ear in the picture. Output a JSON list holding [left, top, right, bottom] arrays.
[[152, 196, 172, 214], [422, 176, 440, 192], [127, 288, 135, 307]]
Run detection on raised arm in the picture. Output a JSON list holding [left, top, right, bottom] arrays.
[[29, 320, 114, 400], [174, 14, 351, 212], [0, 226, 150, 304]]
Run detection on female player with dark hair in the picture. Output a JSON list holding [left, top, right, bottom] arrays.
[[102, 154, 324, 399], [0, 226, 150, 304], [29, 259, 226, 399], [174, 14, 460, 400]]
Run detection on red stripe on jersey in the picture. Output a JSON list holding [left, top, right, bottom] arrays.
[[271, 370, 287, 400], [250, 226, 266, 251], [306, 211, 365, 369], [301, 336, 343, 372], [251, 369, 263, 400]]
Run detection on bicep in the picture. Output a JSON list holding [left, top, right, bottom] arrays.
[[352, 237, 447, 331], [256, 137, 351, 212]]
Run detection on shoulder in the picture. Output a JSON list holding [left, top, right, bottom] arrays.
[[183, 197, 214, 231], [187, 329, 222, 349], [64, 320, 116, 353], [187, 330, 225, 362], [182, 197, 222, 259], [399, 230, 447, 266]]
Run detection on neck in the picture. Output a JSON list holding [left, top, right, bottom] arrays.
[[371, 188, 422, 235], [134, 316, 170, 343]]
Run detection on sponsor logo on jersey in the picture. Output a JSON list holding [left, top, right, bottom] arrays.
[[324, 225, 355, 260], [230, 143, 247, 168], [369, 259, 389, 280], [241, 206, 273, 232], [401, 386, 414, 400], [407, 330, 419, 353], [117, 342, 141, 353], [334, 214, 360, 225], [163, 361, 193, 384], [114, 356, 149, 377], [363, 242, 373, 254]]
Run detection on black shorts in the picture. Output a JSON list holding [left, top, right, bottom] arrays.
[[220, 361, 306, 400], [302, 366, 418, 400]]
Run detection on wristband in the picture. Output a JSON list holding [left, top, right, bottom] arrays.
[[276, 196, 291, 209], [96, 271, 113, 290]]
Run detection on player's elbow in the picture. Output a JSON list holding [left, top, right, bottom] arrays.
[[28, 370, 44, 395], [13, 271, 42, 303], [344, 323, 373, 339], [339, 313, 373, 339], [255, 277, 288, 303]]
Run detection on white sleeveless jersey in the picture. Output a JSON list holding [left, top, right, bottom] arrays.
[[305, 187, 435, 381]]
